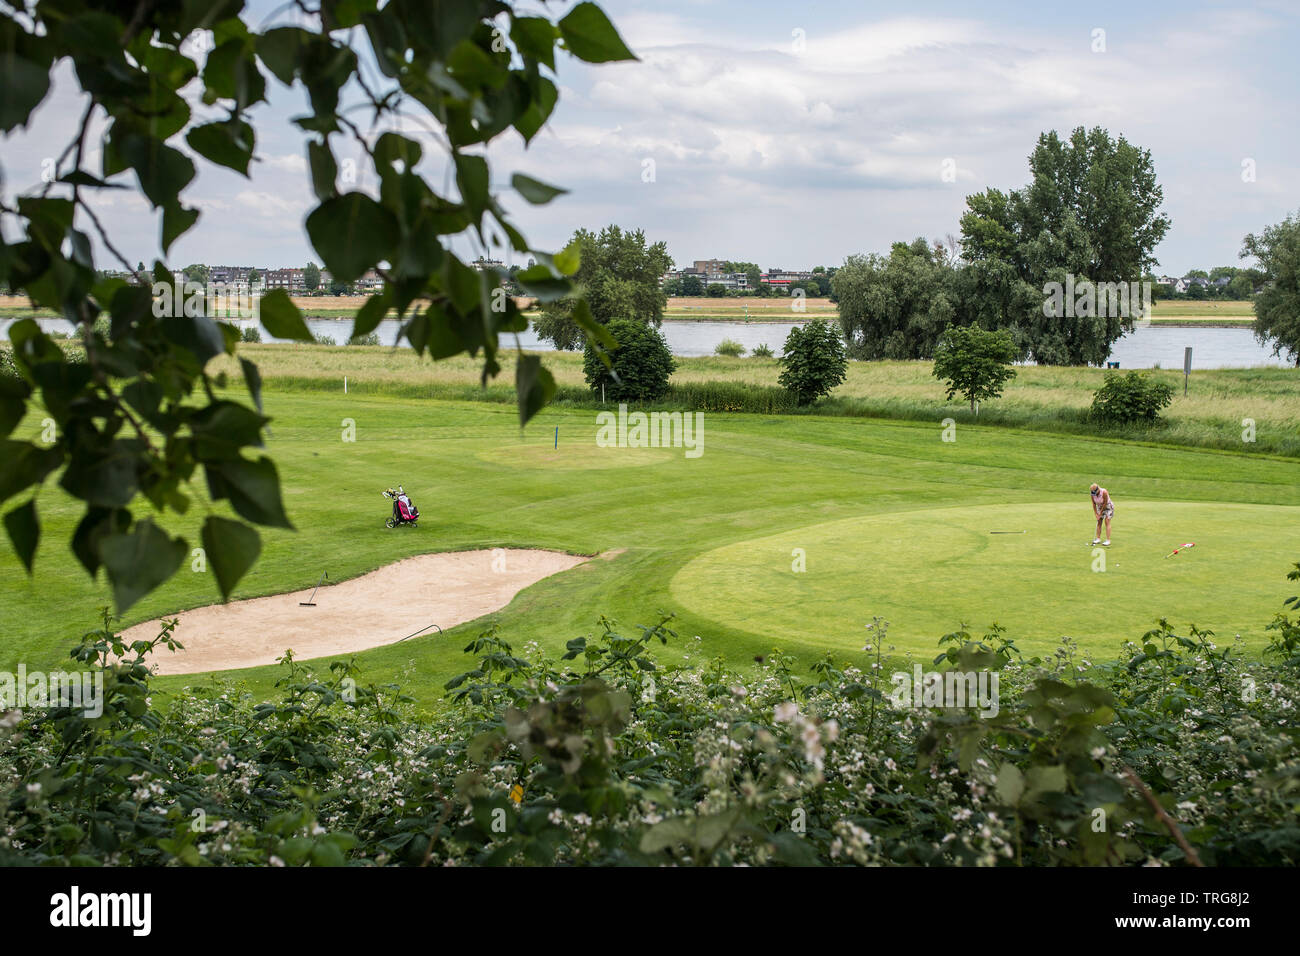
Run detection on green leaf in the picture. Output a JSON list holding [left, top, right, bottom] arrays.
[[114, 134, 196, 209], [161, 201, 200, 254], [307, 139, 337, 201], [558, 3, 637, 63], [240, 357, 263, 412], [994, 761, 1024, 806], [0, 52, 51, 132], [512, 173, 567, 206], [510, 16, 558, 70], [553, 239, 581, 276], [351, 291, 391, 338], [454, 154, 490, 223], [0, 440, 63, 504], [259, 289, 313, 340], [305, 193, 398, 282], [186, 119, 255, 176], [256, 27, 311, 85], [514, 76, 556, 144], [205, 456, 294, 529], [515, 354, 555, 426], [3, 499, 38, 573], [201, 515, 261, 601], [99, 519, 187, 613]]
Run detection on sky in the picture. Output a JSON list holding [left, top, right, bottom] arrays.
[[3, 0, 1297, 276]]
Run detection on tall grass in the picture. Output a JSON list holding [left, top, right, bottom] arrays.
[[203, 345, 1300, 458]]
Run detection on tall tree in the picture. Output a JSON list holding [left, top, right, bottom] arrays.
[[959, 127, 1171, 365], [533, 225, 673, 350], [303, 262, 321, 291], [833, 240, 960, 360], [1243, 211, 1300, 365]]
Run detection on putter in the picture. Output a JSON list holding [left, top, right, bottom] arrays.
[[299, 571, 328, 606], [989, 530, 1027, 534]]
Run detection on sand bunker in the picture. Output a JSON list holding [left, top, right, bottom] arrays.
[[124, 549, 589, 676]]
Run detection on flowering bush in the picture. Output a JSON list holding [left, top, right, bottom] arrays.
[[2, 575, 1298, 866]]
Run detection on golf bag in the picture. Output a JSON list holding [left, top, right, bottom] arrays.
[[382, 485, 419, 528]]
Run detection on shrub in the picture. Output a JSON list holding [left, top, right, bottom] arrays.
[[714, 338, 745, 357], [706, 283, 726, 297], [240, 326, 262, 343], [751, 343, 775, 358], [583, 317, 675, 402], [1090, 370, 1175, 424], [778, 320, 847, 406], [349, 332, 380, 346], [932, 325, 1017, 417]]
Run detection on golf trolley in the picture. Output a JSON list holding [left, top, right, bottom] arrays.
[[383, 485, 420, 528]]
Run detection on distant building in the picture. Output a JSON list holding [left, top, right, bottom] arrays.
[[472, 257, 504, 272], [693, 259, 727, 274], [264, 268, 304, 291]]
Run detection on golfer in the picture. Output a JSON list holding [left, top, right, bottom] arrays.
[[1090, 483, 1113, 546]]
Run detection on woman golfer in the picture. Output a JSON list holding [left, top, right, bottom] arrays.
[[1090, 483, 1113, 546]]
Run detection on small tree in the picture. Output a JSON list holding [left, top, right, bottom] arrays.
[[932, 325, 1017, 417], [1090, 371, 1175, 424], [778, 320, 847, 406], [706, 283, 726, 297], [1243, 210, 1300, 365], [680, 275, 703, 297], [583, 318, 676, 402]]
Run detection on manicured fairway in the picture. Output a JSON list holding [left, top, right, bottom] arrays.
[[3, 383, 1298, 708]]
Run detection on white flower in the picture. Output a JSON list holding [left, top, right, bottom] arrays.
[[773, 701, 798, 723]]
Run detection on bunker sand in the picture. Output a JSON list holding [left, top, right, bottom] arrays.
[[125, 549, 589, 675]]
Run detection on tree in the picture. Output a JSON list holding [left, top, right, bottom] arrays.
[[661, 277, 682, 296], [534, 224, 673, 350], [303, 262, 321, 292], [745, 266, 762, 292], [958, 127, 1171, 365], [680, 275, 704, 297], [833, 241, 960, 360], [1243, 211, 1300, 365], [706, 283, 726, 297], [1090, 372, 1175, 424], [247, 268, 260, 285], [183, 263, 210, 285], [582, 318, 675, 401], [778, 320, 847, 406], [0, 0, 634, 611], [931, 326, 1017, 417]]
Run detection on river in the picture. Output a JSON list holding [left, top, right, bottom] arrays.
[[3, 316, 1289, 369]]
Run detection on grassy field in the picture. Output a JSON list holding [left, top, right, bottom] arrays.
[[3, 366, 1298, 712], [210, 345, 1300, 457]]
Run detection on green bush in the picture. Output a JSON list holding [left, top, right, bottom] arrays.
[[240, 326, 262, 343], [5, 562, 1300, 866], [714, 338, 746, 357], [778, 320, 847, 406], [1090, 370, 1175, 424], [348, 332, 380, 346], [751, 343, 775, 358], [583, 317, 675, 402]]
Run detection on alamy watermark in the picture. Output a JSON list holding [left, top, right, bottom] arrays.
[[889, 665, 999, 718], [152, 279, 260, 321], [1042, 275, 1152, 320], [1, 664, 104, 718], [595, 403, 704, 459]]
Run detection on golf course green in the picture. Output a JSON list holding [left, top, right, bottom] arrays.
[[3, 380, 1298, 707], [672, 500, 1300, 658]]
